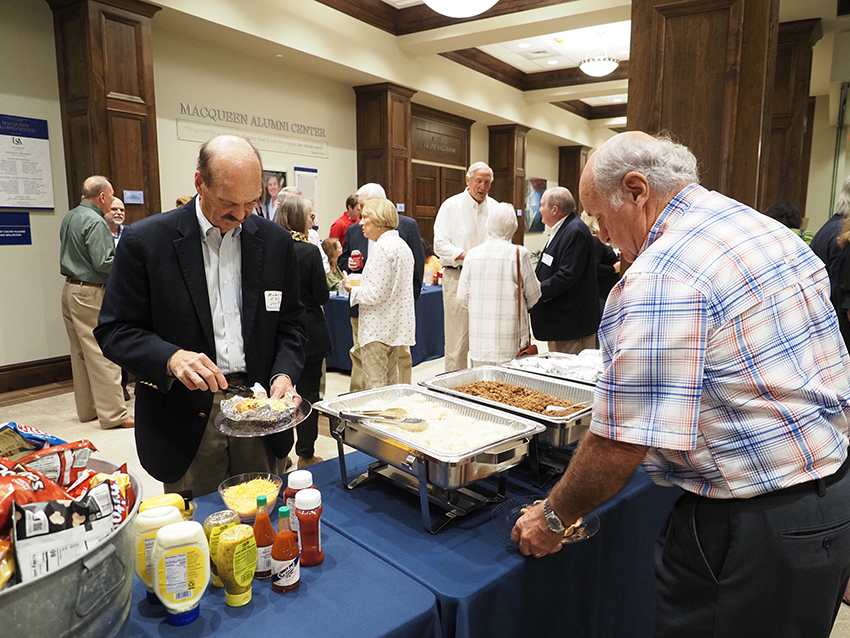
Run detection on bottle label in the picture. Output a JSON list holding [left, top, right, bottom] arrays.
[[208, 522, 235, 562], [256, 545, 272, 573], [136, 533, 156, 579], [286, 496, 300, 534], [157, 547, 205, 603], [229, 538, 257, 587], [272, 555, 300, 587]]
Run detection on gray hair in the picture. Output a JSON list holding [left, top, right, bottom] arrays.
[[356, 183, 386, 200], [281, 186, 302, 196], [486, 202, 518, 240], [276, 194, 312, 233], [543, 187, 576, 217], [82, 175, 112, 200], [836, 174, 850, 218], [467, 162, 494, 180], [590, 133, 699, 207]]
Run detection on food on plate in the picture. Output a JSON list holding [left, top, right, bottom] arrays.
[[220, 383, 296, 422], [453, 381, 585, 417]]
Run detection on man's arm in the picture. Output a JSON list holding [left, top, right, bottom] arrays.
[[85, 217, 116, 277], [512, 432, 648, 556], [432, 199, 465, 265]]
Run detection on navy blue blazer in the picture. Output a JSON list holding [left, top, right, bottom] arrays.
[[95, 199, 308, 484], [338, 215, 426, 318], [530, 213, 600, 341]]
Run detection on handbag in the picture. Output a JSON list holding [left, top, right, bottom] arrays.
[[516, 246, 538, 358]]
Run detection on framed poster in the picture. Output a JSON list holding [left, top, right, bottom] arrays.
[[525, 178, 547, 233], [0, 114, 54, 209], [260, 170, 286, 219], [294, 166, 318, 214]]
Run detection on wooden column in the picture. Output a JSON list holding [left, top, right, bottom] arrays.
[[559, 145, 591, 213], [354, 83, 417, 212], [488, 124, 530, 244], [628, 0, 779, 208], [46, 0, 161, 224], [760, 19, 822, 213]]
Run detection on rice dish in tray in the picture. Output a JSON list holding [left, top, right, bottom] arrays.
[[508, 349, 604, 383], [357, 394, 513, 454]]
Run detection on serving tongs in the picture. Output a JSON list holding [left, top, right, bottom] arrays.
[[340, 408, 429, 432]]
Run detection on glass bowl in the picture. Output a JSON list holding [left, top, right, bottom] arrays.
[[217, 472, 283, 523]]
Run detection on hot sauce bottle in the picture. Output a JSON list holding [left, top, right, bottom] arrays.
[[283, 470, 314, 541], [253, 494, 276, 579], [295, 488, 324, 566], [271, 506, 300, 593]]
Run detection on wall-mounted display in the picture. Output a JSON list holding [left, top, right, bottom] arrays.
[[525, 178, 547, 233], [0, 114, 54, 210]]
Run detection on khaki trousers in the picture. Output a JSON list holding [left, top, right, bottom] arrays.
[[60, 281, 128, 429], [361, 341, 401, 390], [548, 334, 597, 355], [441, 268, 469, 372], [350, 317, 412, 391]]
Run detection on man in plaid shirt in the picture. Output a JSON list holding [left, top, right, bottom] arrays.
[[512, 132, 850, 637]]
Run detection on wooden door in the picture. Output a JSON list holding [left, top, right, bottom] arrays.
[[411, 163, 464, 247]]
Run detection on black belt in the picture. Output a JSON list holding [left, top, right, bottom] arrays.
[[444, 265, 462, 270], [224, 372, 249, 386], [765, 454, 850, 499], [66, 277, 106, 289]]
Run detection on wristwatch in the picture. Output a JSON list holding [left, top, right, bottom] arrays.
[[543, 498, 566, 535]]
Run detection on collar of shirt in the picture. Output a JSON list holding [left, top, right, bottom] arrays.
[[544, 215, 568, 247], [463, 188, 489, 213], [641, 183, 701, 257]]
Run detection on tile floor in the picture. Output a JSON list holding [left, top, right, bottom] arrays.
[[2, 354, 849, 637]]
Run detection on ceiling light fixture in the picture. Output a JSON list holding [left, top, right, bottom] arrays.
[[518, 42, 531, 49], [547, 59, 559, 66], [422, 0, 498, 19], [579, 33, 620, 77]]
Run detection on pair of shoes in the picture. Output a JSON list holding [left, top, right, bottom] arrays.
[[297, 455, 324, 469], [123, 387, 131, 401], [115, 416, 134, 429]]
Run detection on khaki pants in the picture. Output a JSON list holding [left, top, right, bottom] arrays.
[[360, 341, 401, 390], [61, 281, 128, 429], [441, 268, 469, 372], [548, 334, 596, 355], [163, 391, 281, 497], [350, 317, 412, 391]]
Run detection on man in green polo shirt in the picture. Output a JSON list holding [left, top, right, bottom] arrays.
[[59, 175, 133, 429]]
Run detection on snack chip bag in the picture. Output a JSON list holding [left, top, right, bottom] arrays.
[[18, 440, 97, 488], [0, 423, 66, 461], [0, 459, 72, 531]]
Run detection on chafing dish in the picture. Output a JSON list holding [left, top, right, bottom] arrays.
[[501, 352, 602, 386]]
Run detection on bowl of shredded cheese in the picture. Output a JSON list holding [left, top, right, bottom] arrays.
[[218, 472, 283, 523]]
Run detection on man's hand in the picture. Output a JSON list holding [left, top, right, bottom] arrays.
[[347, 256, 361, 271], [342, 274, 352, 293], [168, 349, 226, 392], [457, 251, 466, 261], [270, 375, 302, 407], [511, 501, 564, 558]]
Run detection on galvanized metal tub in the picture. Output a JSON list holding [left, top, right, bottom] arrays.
[[313, 385, 545, 490], [420, 366, 594, 448], [0, 458, 141, 638]]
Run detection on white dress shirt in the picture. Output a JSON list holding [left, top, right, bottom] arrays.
[[309, 227, 331, 274], [195, 198, 245, 374], [433, 189, 496, 267], [457, 237, 542, 363], [350, 230, 416, 347], [544, 215, 567, 248]]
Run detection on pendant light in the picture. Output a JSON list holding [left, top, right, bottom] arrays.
[[423, 0, 499, 19], [579, 33, 620, 77]]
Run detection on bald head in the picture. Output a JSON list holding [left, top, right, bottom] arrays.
[[196, 135, 262, 188], [81, 175, 114, 214]]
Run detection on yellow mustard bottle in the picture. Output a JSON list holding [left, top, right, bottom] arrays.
[[203, 510, 240, 588], [151, 521, 210, 626], [216, 524, 257, 607], [133, 505, 183, 604], [140, 493, 196, 520]]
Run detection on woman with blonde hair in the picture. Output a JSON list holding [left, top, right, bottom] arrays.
[[342, 198, 415, 389]]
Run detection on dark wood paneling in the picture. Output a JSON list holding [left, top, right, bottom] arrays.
[[411, 163, 465, 246], [411, 104, 472, 168], [559, 145, 590, 213], [0, 357, 71, 394], [554, 101, 627, 120], [524, 59, 630, 91], [489, 124, 529, 244], [839, 0, 850, 17], [439, 49, 526, 90], [798, 96, 816, 216]]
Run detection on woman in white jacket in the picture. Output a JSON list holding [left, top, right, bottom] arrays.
[[342, 198, 415, 389]]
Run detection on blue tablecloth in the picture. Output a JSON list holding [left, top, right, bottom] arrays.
[[308, 452, 682, 638], [325, 286, 444, 371], [124, 490, 441, 638]]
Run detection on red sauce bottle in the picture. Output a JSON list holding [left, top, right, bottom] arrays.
[[295, 488, 324, 566], [271, 506, 300, 593], [282, 470, 314, 541], [253, 495, 276, 579]]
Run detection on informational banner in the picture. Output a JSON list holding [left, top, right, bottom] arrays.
[[0, 114, 54, 209], [294, 167, 319, 215], [0, 212, 32, 245], [176, 120, 329, 159]]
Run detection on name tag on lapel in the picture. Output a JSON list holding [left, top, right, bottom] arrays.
[[541, 253, 554, 267], [264, 290, 282, 311]]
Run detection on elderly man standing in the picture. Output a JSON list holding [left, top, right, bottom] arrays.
[[96, 136, 307, 496], [105, 196, 125, 245], [530, 187, 599, 354], [512, 132, 850, 638], [60, 176, 133, 430], [433, 162, 496, 371]]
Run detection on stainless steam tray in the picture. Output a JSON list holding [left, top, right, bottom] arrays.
[[419, 366, 594, 448]]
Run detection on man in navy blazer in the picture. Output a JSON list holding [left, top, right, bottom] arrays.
[[95, 136, 307, 496], [339, 183, 425, 390], [530, 187, 600, 353]]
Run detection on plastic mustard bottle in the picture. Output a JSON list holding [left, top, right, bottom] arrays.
[[295, 488, 324, 566], [271, 506, 300, 593], [253, 494, 276, 579], [203, 510, 240, 588], [283, 469, 314, 539], [216, 524, 257, 607], [151, 520, 210, 626], [134, 505, 183, 604]]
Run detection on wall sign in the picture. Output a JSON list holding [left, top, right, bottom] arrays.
[[177, 120, 329, 159], [0, 114, 54, 209], [0, 212, 32, 245]]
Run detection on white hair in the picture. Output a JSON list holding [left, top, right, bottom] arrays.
[[486, 202, 518, 240], [466, 162, 494, 180], [836, 174, 850, 218], [356, 183, 386, 199], [590, 133, 699, 207], [281, 186, 302, 196]]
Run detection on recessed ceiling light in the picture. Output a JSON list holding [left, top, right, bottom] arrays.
[[275, 53, 283, 58], [613, 98, 623, 103], [518, 42, 531, 49], [547, 59, 559, 66]]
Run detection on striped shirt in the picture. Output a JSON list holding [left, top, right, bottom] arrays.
[[591, 184, 850, 498]]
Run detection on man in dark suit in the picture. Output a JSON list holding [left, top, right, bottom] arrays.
[[95, 135, 307, 496], [339, 183, 425, 390], [530, 186, 600, 354]]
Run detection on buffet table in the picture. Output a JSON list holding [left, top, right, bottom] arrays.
[[325, 286, 444, 371], [124, 493, 441, 638], [310, 452, 682, 638]]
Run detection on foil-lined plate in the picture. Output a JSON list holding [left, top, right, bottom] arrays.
[[491, 496, 600, 545], [213, 399, 312, 437]]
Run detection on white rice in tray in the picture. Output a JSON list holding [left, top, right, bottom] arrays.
[[357, 394, 513, 454]]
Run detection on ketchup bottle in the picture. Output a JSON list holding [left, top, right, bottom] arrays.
[[271, 506, 300, 593], [295, 489, 324, 566], [283, 470, 314, 541], [253, 495, 276, 579]]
